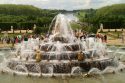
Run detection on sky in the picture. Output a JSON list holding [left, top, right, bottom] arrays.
[[0, 0, 125, 10]]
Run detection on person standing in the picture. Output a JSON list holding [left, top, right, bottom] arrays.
[[121, 32, 124, 43], [104, 34, 107, 43]]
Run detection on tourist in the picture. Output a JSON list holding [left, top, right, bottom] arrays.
[[15, 37, 18, 44], [17, 35, 22, 43], [24, 35, 28, 41], [121, 32, 124, 43], [99, 34, 104, 42], [75, 30, 79, 38], [96, 33, 99, 38], [11, 37, 15, 47], [80, 32, 84, 40], [104, 34, 107, 43]]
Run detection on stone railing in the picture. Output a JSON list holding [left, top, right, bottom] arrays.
[[1, 30, 33, 34], [97, 29, 125, 33]]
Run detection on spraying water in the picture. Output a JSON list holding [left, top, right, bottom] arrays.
[[0, 14, 124, 77]]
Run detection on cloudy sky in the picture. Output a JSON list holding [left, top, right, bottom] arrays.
[[0, 0, 125, 10]]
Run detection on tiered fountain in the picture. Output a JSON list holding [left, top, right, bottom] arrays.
[[0, 14, 122, 77]]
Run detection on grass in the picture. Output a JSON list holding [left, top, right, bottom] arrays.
[[100, 31, 122, 39], [107, 44, 125, 47]]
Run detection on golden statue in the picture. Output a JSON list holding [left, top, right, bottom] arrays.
[[35, 50, 42, 62], [77, 51, 85, 61]]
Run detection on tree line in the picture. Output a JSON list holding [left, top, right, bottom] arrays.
[[0, 4, 66, 33], [76, 4, 125, 33]]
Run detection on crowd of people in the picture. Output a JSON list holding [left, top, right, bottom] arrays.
[[74, 30, 107, 43], [0, 30, 108, 48], [96, 33, 107, 43], [0, 30, 108, 63], [0, 34, 44, 47]]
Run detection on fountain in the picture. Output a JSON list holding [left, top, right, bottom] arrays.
[[0, 14, 124, 77]]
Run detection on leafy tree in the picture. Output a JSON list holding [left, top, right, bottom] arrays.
[[34, 27, 42, 34]]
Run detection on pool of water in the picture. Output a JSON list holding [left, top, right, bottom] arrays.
[[0, 46, 125, 83], [0, 72, 125, 83]]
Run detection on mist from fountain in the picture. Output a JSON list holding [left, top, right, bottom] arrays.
[[48, 14, 75, 43], [71, 67, 82, 75], [14, 65, 28, 73]]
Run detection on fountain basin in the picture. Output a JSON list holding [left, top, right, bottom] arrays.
[[6, 57, 115, 75]]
